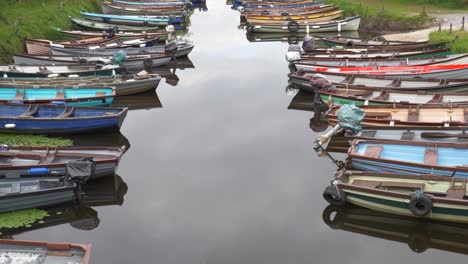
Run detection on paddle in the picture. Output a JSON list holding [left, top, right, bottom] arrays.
[[421, 132, 468, 138]]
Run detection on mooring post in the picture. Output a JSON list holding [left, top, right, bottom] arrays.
[[462, 16, 465, 31], [439, 23, 442, 32], [450, 23, 453, 33]]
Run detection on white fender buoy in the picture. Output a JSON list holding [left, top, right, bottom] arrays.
[[4, 124, 16, 129]]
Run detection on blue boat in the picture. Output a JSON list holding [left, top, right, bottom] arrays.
[[348, 139, 468, 178], [234, 0, 323, 9], [112, 0, 188, 6], [0, 85, 115, 106], [80, 11, 183, 26], [0, 103, 127, 134]]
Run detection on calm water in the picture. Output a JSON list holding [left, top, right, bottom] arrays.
[[13, 1, 468, 263]]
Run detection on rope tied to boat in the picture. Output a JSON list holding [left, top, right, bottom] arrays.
[[415, 189, 423, 200]]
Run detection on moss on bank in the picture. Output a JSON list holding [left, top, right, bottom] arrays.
[[0, 134, 73, 147], [430, 30, 468, 53], [0, 0, 100, 63]]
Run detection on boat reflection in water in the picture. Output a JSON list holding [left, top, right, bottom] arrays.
[[287, 87, 329, 133], [0, 174, 127, 239], [63, 131, 131, 151], [323, 204, 468, 255], [112, 90, 162, 111], [147, 56, 195, 87]]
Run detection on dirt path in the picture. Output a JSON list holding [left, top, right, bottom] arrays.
[[383, 12, 468, 42]]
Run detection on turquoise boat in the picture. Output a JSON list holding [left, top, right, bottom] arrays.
[[348, 139, 468, 178], [0, 84, 115, 106]]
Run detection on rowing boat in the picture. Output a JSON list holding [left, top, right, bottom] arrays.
[[326, 104, 468, 128], [0, 74, 161, 96], [242, 4, 337, 16], [58, 29, 167, 40], [0, 239, 92, 263], [0, 64, 121, 78], [246, 16, 360, 33], [70, 16, 161, 31], [102, 1, 187, 16], [245, 10, 344, 24], [325, 170, 468, 223], [80, 11, 182, 26], [0, 103, 128, 134], [0, 84, 115, 106]]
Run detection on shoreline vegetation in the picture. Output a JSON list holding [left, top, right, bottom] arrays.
[[0, 0, 100, 63]]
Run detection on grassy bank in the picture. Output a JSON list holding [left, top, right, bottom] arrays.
[[430, 30, 468, 53], [0, 0, 101, 63], [0, 134, 72, 147]]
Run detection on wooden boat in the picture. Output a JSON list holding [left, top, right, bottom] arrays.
[[0, 73, 161, 96], [0, 176, 80, 213], [14, 53, 174, 70], [69, 16, 161, 31], [246, 16, 361, 33], [288, 71, 468, 93], [0, 84, 115, 106], [322, 37, 431, 48], [50, 41, 194, 58], [355, 128, 468, 144], [310, 64, 468, 80], [346, 139, 468, 177], [80, 11, 182, 26], [102, 1, 187, 16], [0, 103, 127, 134], [0, 239, 91, 263], [0, 145, 125, 178], [245, 10, 344, 24], [25, 37, 161, 55], [319, 87, 468, 106], [323, 204, 468, 255], [237, 0, 323, 9], [292, 54, 468, 70], [58, 29, 167, 40], [246, 31, 359, 43], [113, 0, 188, 6], [325, 170, 468, 223], [326, 104, 468, 128], [0, 64, 121, 78], [242, 4, 337, 16]]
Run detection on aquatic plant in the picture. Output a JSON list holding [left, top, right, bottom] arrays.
[[0, 134, 73, 147], [0, 209, 49, 230]]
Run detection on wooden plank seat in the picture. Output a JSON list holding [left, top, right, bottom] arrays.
[[14, 91, 25, 101], [353, 180, 425, 190], [95, 92, 106, 97], [19, 105, 38, 118], [372, 90, 390, 101], [364, 145, 383, 158], [386, 79, 402, 88], [55, 91, 65, 100], [364, 112, 393, 119], [56, 106, 75, 118], [464, 107, 468, 122], [407, 107, 420, 122], [447, 178, 466, 199], [339, 75, 356, 84], [424, 149, 438, 165]]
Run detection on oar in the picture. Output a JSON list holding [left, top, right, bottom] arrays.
[[421, 132, 468, 138]]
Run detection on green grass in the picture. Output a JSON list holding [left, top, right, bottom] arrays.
[[430, 30, 468, 53], [0, 134, 73, 147], [0, 0, 101, 63]]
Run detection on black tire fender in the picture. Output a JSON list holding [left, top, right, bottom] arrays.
[[345, 40, 356, 48], [287, 20, 299, 33], [409, 191, 432, 217], [143, 58, 153, 68], [323, 184, 346, 206]]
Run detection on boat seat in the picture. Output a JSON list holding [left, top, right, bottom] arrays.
[[447, 179, 466, 199], [55, 91, 65, 100], [352, 180, 381, 188], [427, 93, 444, 104], [372, 90, 390, 101], [464, 108, 468, 122], [386, 79, 402, 88], [379, 181, 425, 190], [19, 105, 39, 118], [407, 107, 420, 122], [340, 75, 355, 84], [56, 106, 75, 118], [424, 149, 438, 165], [14, 91, 24, 101], [364, 145, 383, 158], [95, 91, 106, 97]]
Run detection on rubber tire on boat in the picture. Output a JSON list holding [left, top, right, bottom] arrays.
[[408, 228, 430, 253], [246, 25, 254, 33], [287, 20, 300, 33], [408, 192, 432, 217], [78, 58, 88, 64], [261, 10, 269, 15], [322, 205, 344, 230], [281, 12, 289, 16], [323, 184, 346, 206], [143, 58, 153, 68], [345, 40, 356, 48], [287, 36, 299, 45]]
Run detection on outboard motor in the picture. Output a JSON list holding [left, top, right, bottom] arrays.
[[302, 36, 316, 52], [165, 41, 178, 55], [66, 158, 96, 183], [286, 44, 301, 62], [106, 25, 118, 38]]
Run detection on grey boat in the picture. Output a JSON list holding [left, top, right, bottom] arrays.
[[51, 41, 194, 58], [0, 176, 78, 213], [246, 16, 361, 33], [13, 53, 174, 70], [0, 74, 161, 96]]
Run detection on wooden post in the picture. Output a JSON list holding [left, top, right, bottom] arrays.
[[439, 23, 442, 32], [450, 23, 453, 33], [463, 16, 465, 31]]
